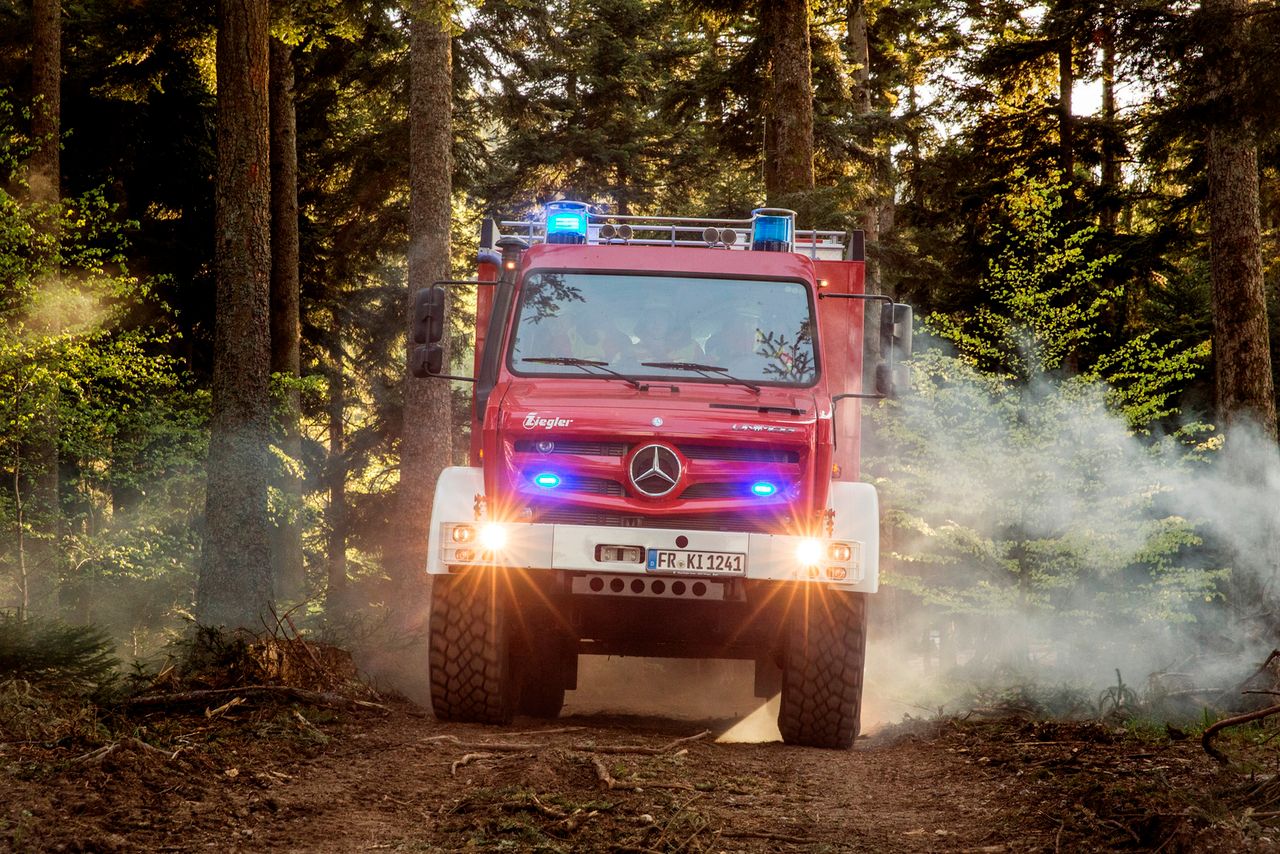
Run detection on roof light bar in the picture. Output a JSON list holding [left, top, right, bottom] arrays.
[[751, 208, 796, 253], [545, 200, 590, 245]]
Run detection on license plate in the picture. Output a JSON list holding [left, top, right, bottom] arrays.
[[646, 549, 746, 574]]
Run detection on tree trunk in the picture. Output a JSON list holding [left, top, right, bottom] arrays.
[[326, 334, 348, 608], [1058, 38, 1073, 179], [765, 0, 815, 201], [1099, 13, 1121, 234], [1204, 0, 1278, 440], [30, 0, 62, 618], [198, 0, 275, 629], [269, 36, 304, 601], [847, 0, 879, 292], [396, 2, 453, 606], [13, 457, 28, 619], [30, 0, 60, 202]]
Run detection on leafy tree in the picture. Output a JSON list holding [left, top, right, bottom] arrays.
[[1, 97, 205, 638], [926, 171, 1206, 428]]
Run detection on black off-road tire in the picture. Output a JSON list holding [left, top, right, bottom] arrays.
[[778, 590, 868, 749], [429, 571, 515, 724], [514, 620, 570, 718]]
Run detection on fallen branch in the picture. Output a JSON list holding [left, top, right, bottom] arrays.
[[71, 737, 180, 765], [590, 755, 695, 791], [576, 729, 710, 755], [451, 752, 499, 775], [1202, 702, 1280, 764], [121, 685, 388, 713], [718, 829, 814, 844], [425, 737, 542, 751]]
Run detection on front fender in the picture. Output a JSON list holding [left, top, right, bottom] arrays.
[[425, 466, 485, 575], [828, 481, 880, 592]]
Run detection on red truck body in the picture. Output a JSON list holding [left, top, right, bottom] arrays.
[[415, 207, 908, 748]]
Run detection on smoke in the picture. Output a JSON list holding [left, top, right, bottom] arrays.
[[860, 346, 1280, 723]]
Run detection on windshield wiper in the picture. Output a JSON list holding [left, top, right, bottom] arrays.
[[522, 356, 644, 389], [640, 361, 762, 394]]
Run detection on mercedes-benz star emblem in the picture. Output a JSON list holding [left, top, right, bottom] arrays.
[[651, 416, 664, 427], [629, 444, 682, 498]]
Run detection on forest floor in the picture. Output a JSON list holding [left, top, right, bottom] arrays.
[[6, 655, 1280, 854]]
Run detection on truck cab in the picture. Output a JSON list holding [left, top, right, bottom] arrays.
[[413, 204, 911, 748]]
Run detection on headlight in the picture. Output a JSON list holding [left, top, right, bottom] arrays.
[[478, 523, 507, 552], [795, 539, 823, 566], [451, 525, 476, 544], [828, 542, 852, 562]]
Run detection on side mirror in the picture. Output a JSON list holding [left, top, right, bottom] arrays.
[[410, 343, 445, 378], [875, 303, 913, 397], [412, 286, 445, 345]]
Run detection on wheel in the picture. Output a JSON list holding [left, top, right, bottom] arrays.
[[429, 571, 515, 724], [777, 589, 867, 749], [514, 621, 571, 718]]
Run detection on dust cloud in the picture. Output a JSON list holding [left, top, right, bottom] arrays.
[[859, 354, 1280, 724]]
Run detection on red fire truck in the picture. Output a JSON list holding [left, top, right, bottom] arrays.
[[411, 203, 911, 748]]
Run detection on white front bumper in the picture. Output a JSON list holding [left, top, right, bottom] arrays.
[[425, 467, 880, 593]]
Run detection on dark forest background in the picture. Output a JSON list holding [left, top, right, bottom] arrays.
[[2, 0, 1279, 670]]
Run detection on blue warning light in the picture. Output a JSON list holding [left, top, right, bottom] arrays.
[[751, 209, 794, 252], [533, 472, 562, 489], [750, 480, 778, 497], [545, 201, 590, 245]]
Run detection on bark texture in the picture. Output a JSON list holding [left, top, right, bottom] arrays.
[[30, 0, 60, 202], [199, 0, 275, 628], [1099, 15, 1121, 234], [326, 335, 348, 607], [1057, 40, 1073, 178], [269, 36, 304, 600], [397, 3, 453, 596], [29, 0, 62, 615], [844, 0, 875, 290], [766, 0, 815, 201], [1204, 0, 1277, 440]]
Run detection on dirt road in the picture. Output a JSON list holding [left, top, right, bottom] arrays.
[[5, 675, 1258, 853]]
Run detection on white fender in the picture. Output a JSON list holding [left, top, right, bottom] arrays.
[[828, 481, 880, 592], [425, 466, 485, 575]]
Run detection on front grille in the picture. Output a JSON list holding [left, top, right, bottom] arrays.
[[515, 439, 628, 457], [677, 443, 800, 464], [680, 482, 747, 499], [532, 505, 779, 534], [560, 475, 625, 496]]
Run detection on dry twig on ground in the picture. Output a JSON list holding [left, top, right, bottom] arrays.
[[575, 729, 710, 755], [121, 685, 388, 713], [1202, 702, 1280, 764], [71, 737, 180, 765], [589, 755, 696, 791]]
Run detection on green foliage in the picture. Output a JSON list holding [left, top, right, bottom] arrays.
[[0, 613, 118, 695], [0, 94, 206, 640], [924, 171, 1206, 428]]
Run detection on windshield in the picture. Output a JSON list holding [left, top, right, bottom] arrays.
[[509, 272, 818, 386]]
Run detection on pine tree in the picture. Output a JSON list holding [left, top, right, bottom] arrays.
[[198, 0, 275, 629], [397, 0, 453, 602]]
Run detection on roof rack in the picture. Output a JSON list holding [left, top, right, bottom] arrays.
[[495, 209, 854, 262]]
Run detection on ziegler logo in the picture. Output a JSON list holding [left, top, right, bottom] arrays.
[[731, 424, 799, 433], [522, 413, 573, 430]]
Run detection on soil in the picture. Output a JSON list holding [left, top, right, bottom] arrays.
[[5, 683, 1280, 853]]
